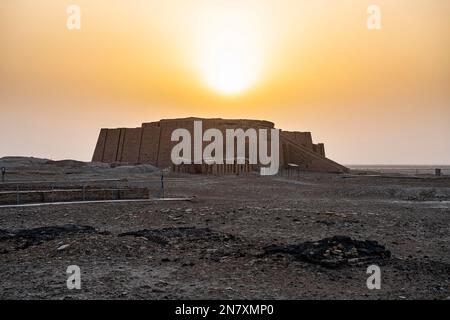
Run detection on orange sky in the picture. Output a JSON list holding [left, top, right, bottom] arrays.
[[0, 0, 449, 164]]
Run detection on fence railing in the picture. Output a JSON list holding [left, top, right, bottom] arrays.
[[0, 176, 167, 206], [275, 167, 450, 179], [347, 167, 450, 176]]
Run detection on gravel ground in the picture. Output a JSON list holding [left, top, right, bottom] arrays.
[[0, 159, 449, 300]]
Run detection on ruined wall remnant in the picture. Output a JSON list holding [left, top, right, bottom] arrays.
[[92, 117, 348, 173]]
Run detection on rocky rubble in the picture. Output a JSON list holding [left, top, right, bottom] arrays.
[[264, 236, 391, 268]]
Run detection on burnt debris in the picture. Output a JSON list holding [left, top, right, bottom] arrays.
[[264, 236, 391, 268], [118, 227, 235, 246], [0, 224, 97, 251]]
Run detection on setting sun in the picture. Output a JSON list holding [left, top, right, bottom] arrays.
[[200, 34, 259, 95], [195, 8, 264, 95]]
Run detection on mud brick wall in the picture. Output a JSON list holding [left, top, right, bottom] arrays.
[[281, 131, 313, 150], [120, 128, 143, 163], [102, 128, 122, 162], [92, 118, 347, 173], [139, 122, 161, 164], [313, 143, 326, 158], [214, 119, 274, 164], [318, 143, 326, 157], [92, 129, 108, 162], [158, 119, 196, 167], [281, 136, 342, 172]]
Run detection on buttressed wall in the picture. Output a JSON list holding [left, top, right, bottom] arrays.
[[92, 118, 348, 173]]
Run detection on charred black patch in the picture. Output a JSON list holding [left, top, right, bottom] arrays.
[[118, 227, 235, 246], [0, 224, 97, 252], [264, 236, 391, 268]]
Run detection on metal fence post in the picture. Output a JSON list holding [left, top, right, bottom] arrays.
[[161, 170, 165, 199]]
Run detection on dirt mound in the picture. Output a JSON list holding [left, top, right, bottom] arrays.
[[119, 227, 235, 246], [0, 156, 49, 168], [264, 236, 391, 268], [0, 224, 97, 251], [45, 159, 87, 167]]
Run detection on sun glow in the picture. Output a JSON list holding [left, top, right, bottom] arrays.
[[196, 10, 264, 95]]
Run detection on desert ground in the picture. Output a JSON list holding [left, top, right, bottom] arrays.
[[0, 157, 449, 300]]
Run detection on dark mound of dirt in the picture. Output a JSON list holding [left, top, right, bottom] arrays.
[[264, 236, 391, 268], [0, 224, 97, 251], [118, 227, 235, 246]]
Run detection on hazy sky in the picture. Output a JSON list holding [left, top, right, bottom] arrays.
[[0, 0, 449, 164]]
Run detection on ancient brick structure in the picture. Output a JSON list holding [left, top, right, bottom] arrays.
[[92, 118, 348, 173]]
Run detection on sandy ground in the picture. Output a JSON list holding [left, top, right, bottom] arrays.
[[0, 157, 449, 300]]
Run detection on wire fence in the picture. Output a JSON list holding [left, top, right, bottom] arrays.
[[347, 166, 450, 176], [275, 166, 450, 179]]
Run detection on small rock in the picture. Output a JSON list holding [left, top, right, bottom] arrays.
[[57, 244, 70, 251]]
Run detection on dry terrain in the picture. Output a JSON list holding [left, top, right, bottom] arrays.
[[0, 157, 449, 299]]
